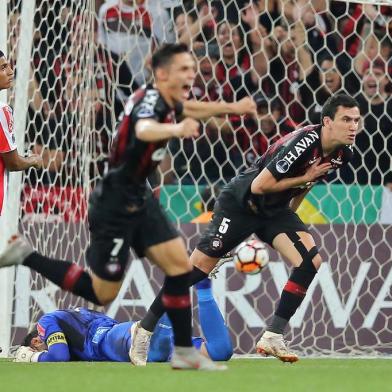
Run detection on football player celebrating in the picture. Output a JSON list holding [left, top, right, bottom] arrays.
[[0, 43, 255, 370], [133, 94, 360, 363]]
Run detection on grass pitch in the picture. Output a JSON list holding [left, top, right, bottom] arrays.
[[1, 358, 389, 392]]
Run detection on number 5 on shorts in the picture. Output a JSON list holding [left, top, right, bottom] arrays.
[[218, 218, 231, 234]]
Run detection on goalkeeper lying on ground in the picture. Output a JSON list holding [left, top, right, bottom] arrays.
[[14, 278, 233, 363]]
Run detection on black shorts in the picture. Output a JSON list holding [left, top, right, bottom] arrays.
[[87, 195, 178, 281], [197, 193, 309, 258]]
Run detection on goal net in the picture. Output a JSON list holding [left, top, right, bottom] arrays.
[[2, 0, 392, 357]]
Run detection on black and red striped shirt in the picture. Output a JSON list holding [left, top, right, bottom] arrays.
[[222, 125, 352, 215], [91, 85, 182, 210]]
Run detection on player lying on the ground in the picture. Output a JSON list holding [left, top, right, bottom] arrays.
[[14, 278, 233, 363]]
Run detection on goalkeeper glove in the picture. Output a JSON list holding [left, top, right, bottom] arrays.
[[14, 346, 45, 362]]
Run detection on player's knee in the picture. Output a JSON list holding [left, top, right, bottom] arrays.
[[91, 274, 122, 305], [289, 246, 320, 291], [191, 249, 218, 274], [165, 257, 192, 276], [298, 246, 320, 273], [174, 257, 193, 272], [206, 340, 233, 361], [93, 288, 119, 305]]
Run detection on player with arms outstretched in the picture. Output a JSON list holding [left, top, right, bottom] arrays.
[[0, 43, 255, 370], [130, 94, 360, 364], [15, 279, 232, 364]]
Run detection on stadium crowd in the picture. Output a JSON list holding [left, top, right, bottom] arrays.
[[9, 0, 392, 196]]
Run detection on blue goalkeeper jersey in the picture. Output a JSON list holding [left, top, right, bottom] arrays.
[[36, 308, 203, 362]]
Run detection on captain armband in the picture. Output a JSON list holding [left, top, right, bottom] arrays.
[[46, 332, 67, 347]]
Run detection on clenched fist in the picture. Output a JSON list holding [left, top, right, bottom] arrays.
[[173, 118, 200, 138], [28, 154, 43, 170], [231, 97, 257, 117]]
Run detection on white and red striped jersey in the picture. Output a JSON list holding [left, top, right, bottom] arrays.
[[97, 1, 153, 86], [0, 101, 17, 215]]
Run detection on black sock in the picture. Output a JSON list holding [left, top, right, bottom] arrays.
[[162, 272, 192, 347], [141, 266, 207, 332], [268, 266, 317, 334], [23, 252, 101, 305], [268, 290, 304, 334]]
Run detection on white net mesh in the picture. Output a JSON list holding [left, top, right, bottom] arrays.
[[5, 0, 392, 357]]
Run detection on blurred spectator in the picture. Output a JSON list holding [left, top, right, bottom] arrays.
[[97, 0, 155, 110], [146, 0, 181, 44], [28, 9, 103, 187], [354, 32, 382, 76], [247, 0, 281, 32], [269, 21, 311, 125], [215, 20, 267, 101], [32, 0, 70, 113], [173, 4, 216, 51], [353, 59, 392, 184], [235, 96, 285, 166], [215, 20, 248, 101], [354, 33, 392, 78], [239, 1, 274, 95], [301, 54, 360, 124], [191, 46, 220, 102], [291, 0, 338, 59], [8, 8, 65, 187], [339, 3, 391, 57], [27, 107, 66, 186]]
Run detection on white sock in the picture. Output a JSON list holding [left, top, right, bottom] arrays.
[[263, 331, 282, 338], [174, 346, 197, 356]]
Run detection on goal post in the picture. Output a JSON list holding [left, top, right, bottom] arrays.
[[0, 0, 36, 357]]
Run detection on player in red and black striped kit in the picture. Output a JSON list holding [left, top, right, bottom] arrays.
[[137, 93, 360, 363], [0, 43, 256, 370]]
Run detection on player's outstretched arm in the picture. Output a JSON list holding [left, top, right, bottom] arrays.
[[183, 97, 257, 120], [2, 149, 43, 171], [14, 341, 70, 363], [135, 118, 199, 142]]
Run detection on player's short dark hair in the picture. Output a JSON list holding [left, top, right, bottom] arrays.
[[0, 50, 5, 58], [22, 329, 39, 348], [151, 43, 189, 72], [321, 94, 359, 123]]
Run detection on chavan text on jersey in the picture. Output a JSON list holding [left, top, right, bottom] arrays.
[[224, 125, 352, 215]]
